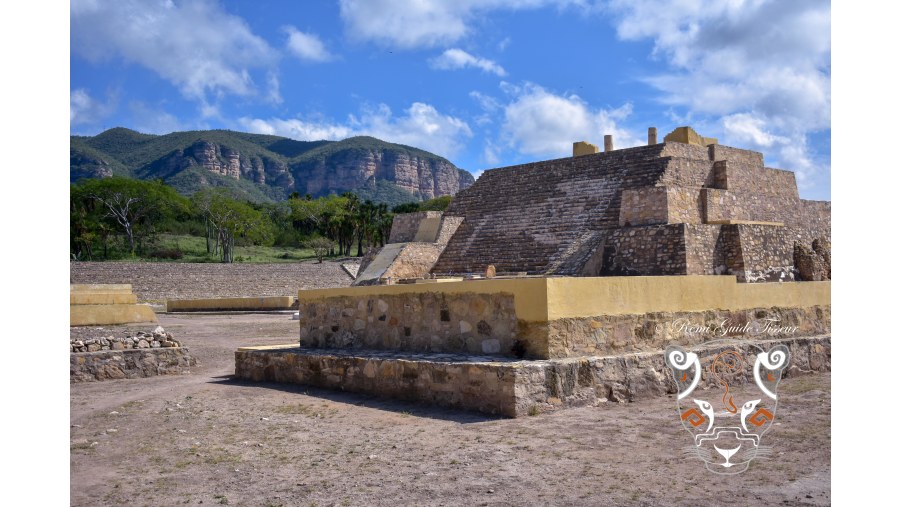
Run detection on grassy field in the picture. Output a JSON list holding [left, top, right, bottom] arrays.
[[144, 234, 322, 263]]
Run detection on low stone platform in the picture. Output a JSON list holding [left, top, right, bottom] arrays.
[[235, 335, 830, 417], [71, 347, 198, 383]]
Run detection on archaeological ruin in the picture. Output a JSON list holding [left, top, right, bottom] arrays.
[[235, 127, 832, 417], [354, 126, 830, 284]]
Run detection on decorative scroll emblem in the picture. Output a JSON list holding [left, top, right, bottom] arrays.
[[665, 343, 790, 474]]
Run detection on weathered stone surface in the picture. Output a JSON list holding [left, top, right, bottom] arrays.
[[296, 147, 473, 200], [152, 140, 295, 190], [236, 335, 830, 417], [298, 292, 520, 357], [298, 289, 830, 360], [71, 348, 198, 383], [430, 141, 829, 279], [794, 239, 831, 281], [71, 327, 184, 353]]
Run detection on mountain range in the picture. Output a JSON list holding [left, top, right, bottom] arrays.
[[70, 128, 475, 205]]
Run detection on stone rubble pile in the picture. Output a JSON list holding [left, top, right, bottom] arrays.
[[71, 326, 181, 353]]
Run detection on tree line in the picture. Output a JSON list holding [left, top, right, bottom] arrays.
[[70, 177, 450, 263]]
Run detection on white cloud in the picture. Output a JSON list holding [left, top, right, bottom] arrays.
[[606, 0, 830, 182], [265, 72, 283, 105], [338, 0, 584, 48], [283, 26, 334, 62], [499, 83, 638, 158], [70, 88, 116, 126], [71, 0, 278, 106], [469, 91, 502, 126], [238, 116, 353, 142], [429, 49, 506, 76], [239, 102, 473, 158], [722, 112, 816, 187], [722, 113, 789, 149], [481, 140, 501, 166]]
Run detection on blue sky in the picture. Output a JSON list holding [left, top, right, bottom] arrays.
[[70, 0, 831, 200]]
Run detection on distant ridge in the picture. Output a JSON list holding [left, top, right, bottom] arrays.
[[71, 128, 475, 205]]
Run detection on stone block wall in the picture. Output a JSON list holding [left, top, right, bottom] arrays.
[[600, 224, 687, 276], [235, 348, 519, 416], [236, 335, 830, 417], [298, 292, 520, 356], [514, 335, 831, 412], [684, 224, 727, 275], [795, 200, 832, 245], [380, 243, 445, 281], [619, 187, 668, 226], [388, 211, 444, 243], [666, 186, 704, 224], [540, 305, 830, 359], [656, 143, 716, 188], [432, 144, 673, 275], [709, 144, 765, 169], [71, 348, 198, 382], [619, 185, 705, 227], [731, 224, 794, 282], [430, 139, 828, 280], [683, 224, 794, 282], [436, 216, 464, 245]]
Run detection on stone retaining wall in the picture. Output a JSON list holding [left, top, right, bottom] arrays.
[[235, 335, 830, 417], [297, 277, 831, 359], [298, 292, 519, 356], [236, 347, 518, 416], [71, 327, 181, 352], [514, 336, 830, 416], [71, 348, 198, 382], [537, 305, 829, 359]]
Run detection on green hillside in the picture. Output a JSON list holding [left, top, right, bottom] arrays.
[[70, 127, 472, 205]]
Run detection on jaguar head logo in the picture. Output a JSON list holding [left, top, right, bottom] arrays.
[[665, 343, 790, 474]]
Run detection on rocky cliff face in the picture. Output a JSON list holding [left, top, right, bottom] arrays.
[[153, 141, 295, 190], [70, 149, 114, 180], [72, 129, 474, 203], [297, 149, 473, 199]]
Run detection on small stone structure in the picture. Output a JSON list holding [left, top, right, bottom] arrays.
[[71, 326, 198, 382], [70, 326, 182, 352], [234, 125, 832, 417], [71, 348, 197, 382], [235, 336, 829, 417], [236, 276, 830, 416], [353, 211, 463, 285]]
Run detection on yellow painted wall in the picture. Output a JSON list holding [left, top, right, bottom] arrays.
[[300, 276, 830, 323], [573, 141, 599, 157], [546, 276, 830, 319], [299, 278, 550, 322], [71, 284, 133, 293], [70, 304, 158, 326], [71, 293, 137, 305], [167, 296, 295, 312], [70, 284, 158, 326]]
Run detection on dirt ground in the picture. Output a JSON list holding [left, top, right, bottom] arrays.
[[70, 313, 830, 506]]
